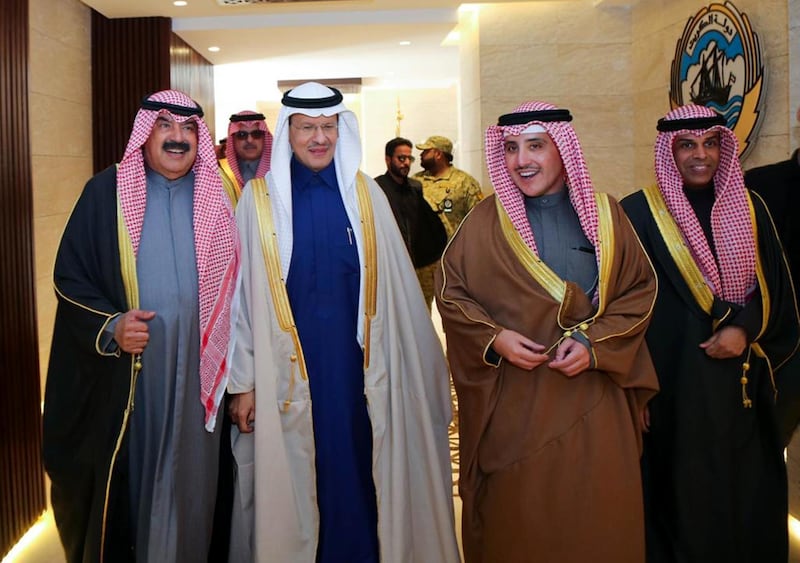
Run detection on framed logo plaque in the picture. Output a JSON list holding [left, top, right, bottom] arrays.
[[669, 2, 765, 158]]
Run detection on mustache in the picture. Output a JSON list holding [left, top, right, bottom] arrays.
[[163, 141, 191, 152]]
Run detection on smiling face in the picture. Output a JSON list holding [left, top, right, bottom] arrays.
[[671, 130, 720, 189], [288, 114, 339, 172], [142, 114, 198, 180], [503, 132, 565, 197]]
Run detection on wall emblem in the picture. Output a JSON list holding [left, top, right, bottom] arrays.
[[669, 2, 765, 157]]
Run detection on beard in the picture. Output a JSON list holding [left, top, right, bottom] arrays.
[[420, 156, 435, 172], [389, 162, 410, 179]]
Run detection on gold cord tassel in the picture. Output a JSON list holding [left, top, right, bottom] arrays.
[[740, 352, 753, 408], [545, 322, 592, 355]]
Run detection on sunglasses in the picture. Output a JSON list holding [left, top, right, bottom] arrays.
[[234, 130, 266, 140]]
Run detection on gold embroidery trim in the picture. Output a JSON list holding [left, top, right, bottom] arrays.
[[746, 192, 770, 340], [496, 193, 614, 330], [643, 185, 768, 407], [100, 194, 142, 562], [251, 178, 309, 405], [750, 191, 800, 373], [594, 192, 614, 318], [496, 197, 566, 303], [356, 173, 378, 369], [642, 184, 714, 314]]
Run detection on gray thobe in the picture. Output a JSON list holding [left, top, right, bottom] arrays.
[[127, 168, 222, 562], [524, 188, 598, 295], [239, 159, 258, 183]]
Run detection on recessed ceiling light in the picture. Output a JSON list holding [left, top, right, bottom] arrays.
[[208, 46, 221, 52], [399, 41, 411, 46], [173, 1, 188, 6]]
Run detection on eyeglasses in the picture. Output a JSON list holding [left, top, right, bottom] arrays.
[[233, 130, 266, 140], [292, 123, 339, 136], [396, 155, 416, 163]]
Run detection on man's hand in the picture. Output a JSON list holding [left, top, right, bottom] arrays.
[[114, 309, 156, 354], [492, 329, 549, 370], [229, 390, 255, 433], [700, 325, 747, 359], [548, 337, 590, 377]]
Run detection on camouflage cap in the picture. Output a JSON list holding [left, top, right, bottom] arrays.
[[415, 135, 453, 155]]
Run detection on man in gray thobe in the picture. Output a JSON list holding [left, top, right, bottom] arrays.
[[42, 90, 239, 563]]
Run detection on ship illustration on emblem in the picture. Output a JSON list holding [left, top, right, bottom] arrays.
[[669, 2, 765, 158]]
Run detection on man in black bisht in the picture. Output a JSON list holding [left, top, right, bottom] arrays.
[[621, 104, 799, 563], [375, 137, 447, 309]]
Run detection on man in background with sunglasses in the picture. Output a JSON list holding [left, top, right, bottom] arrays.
[[219, 110, 274, 204], [375, 137, 447, 309]]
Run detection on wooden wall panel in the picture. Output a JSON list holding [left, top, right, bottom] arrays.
[[170, 34, 216, 141], [91, 14, 217, 171], [0, 0, 47, 556], [91, 14, 171, 173]]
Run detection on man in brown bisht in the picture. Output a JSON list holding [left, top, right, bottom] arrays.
[[435, 101, 659, 563]]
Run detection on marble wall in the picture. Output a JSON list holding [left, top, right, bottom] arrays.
[[459, 1, 633, 199], [459, 6, 484, 192], [632, 0, 791, 186], [29, 0, 93, 387], [460, 0, 793, 198]]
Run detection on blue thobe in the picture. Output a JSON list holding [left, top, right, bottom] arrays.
[[286, 157, 379, 563]]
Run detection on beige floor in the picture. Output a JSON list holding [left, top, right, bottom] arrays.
[[1, 499, 465, 563]]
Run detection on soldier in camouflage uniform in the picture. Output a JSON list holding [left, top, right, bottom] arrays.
[[414, 135, 483, 303]]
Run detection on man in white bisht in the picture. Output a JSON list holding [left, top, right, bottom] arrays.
[[226, 81, 459, 562]]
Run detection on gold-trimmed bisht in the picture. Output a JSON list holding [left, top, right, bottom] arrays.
[[252, 177, 308, 412], [250, 174, 378, 409], [97, 195, 143, 562], [642, 184, 773, 408], [496, 192, 653, 369], [354, 173, 378, 369]]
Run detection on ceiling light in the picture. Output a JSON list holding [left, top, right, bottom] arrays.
[[399, 41, 411, 46], [208, 46, 221, 52], [173, 1, 188, 6]]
